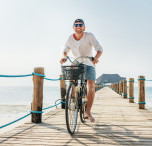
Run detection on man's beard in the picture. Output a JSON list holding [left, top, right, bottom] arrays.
[[76, 29, 83, 34]]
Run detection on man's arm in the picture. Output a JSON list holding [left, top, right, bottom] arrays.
[[60, 52, 68, 64], [93, 51, 102, 64]]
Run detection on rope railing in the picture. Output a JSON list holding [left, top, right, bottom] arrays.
[[44, 77, 63, 81], [0, 71, 65, 129], [0, 101, 65, 129], [109, 76, 152, 109], [0, 74, 33, 78], [0, 73, 63, 81]]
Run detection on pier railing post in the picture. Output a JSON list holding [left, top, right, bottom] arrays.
[[60, 75, 66, 109], [119, 81, 121, 95], [31, 67, 44, 123], [115, 83, 116, 92], [123, 80, 127, 98], [121, 80, 124, 98], [117, 82, 119, 94], [122, 80, 125, 98], [124, 80, 127, 98], [121, 80, 124, 97], [129, 78, 134, 103], [138, 76, 145, 109]]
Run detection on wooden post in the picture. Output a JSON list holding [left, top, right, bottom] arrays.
[[121, 80, 124, 97], [115, 83, 116, 92], [119, 81, 121, 95], [121, 81, 123, 95], [60, 75, 66, 109], [138, 76, 145, 109], [31, 67, 44, 123], [117, 82, 119, 94], [123, 80, 127, 98], [122, 80, 124, 98], [129, 78, 134, 103]]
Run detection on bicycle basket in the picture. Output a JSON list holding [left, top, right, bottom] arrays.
[[62, 64, 87, 80]]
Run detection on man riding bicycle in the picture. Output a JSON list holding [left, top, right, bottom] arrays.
[[60, 19, 103, 122]]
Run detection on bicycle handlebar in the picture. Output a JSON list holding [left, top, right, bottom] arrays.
[[63, 56, 94, 64]]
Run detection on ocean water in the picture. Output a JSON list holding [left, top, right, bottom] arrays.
[[0, 86, 61, 129], [127, 86, 152, 109], [0, 86, 60, 105]]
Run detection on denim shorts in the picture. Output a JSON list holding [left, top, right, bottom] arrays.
[[86, 65, 96, 81]]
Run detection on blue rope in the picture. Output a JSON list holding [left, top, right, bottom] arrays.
[[129, 97, 134, 99], [30, 110, 43, 113], [138, 78, 145, 81], [32, 72, 45, 77], [0, 101, 64, 129], [138, 102, 146, 104], [129, 80, 134, 82], [0, 72, 63, 82], [44, 77, 62, 81], [0, 74, 33, 78], [0, 113, 31, 129]]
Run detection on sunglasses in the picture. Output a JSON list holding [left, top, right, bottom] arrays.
[[74, 24, 84, 27]]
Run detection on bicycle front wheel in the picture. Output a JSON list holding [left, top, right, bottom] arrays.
[[65, 82, 79, 135]]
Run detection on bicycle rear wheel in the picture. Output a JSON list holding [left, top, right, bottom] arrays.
[[65, 82, 79, 135], [80, 84, 87, 123]]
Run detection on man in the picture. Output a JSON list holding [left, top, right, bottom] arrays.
[[60, 19, 103, 122]]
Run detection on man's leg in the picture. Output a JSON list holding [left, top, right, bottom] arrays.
[[86, 80, 95, 122]]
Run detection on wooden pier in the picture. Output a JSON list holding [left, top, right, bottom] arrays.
[[1, 87, 152, 145]]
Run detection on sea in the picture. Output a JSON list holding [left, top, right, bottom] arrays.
[[0, 85, 152, 133], [0, 86, 60, 133], [130, 86, 152, 109]]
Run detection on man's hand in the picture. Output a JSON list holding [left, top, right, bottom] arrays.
[[93, 57, 99, 64], [60, 52, 68, 64], [60, 57, 67, 64], [93, 51, 102, 64]]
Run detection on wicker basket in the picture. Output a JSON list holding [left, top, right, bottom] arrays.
[[62, 64, 87, 80]]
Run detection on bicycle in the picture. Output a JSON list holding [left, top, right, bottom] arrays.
[[61, 56, 94, 135]]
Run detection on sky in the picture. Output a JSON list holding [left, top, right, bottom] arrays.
[[0, 0, 152, 86]]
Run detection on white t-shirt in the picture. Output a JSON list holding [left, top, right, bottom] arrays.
[[63, 32, 103, 67]]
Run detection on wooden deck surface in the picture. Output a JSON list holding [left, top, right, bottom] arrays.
[[1, 87, 152, 145]]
